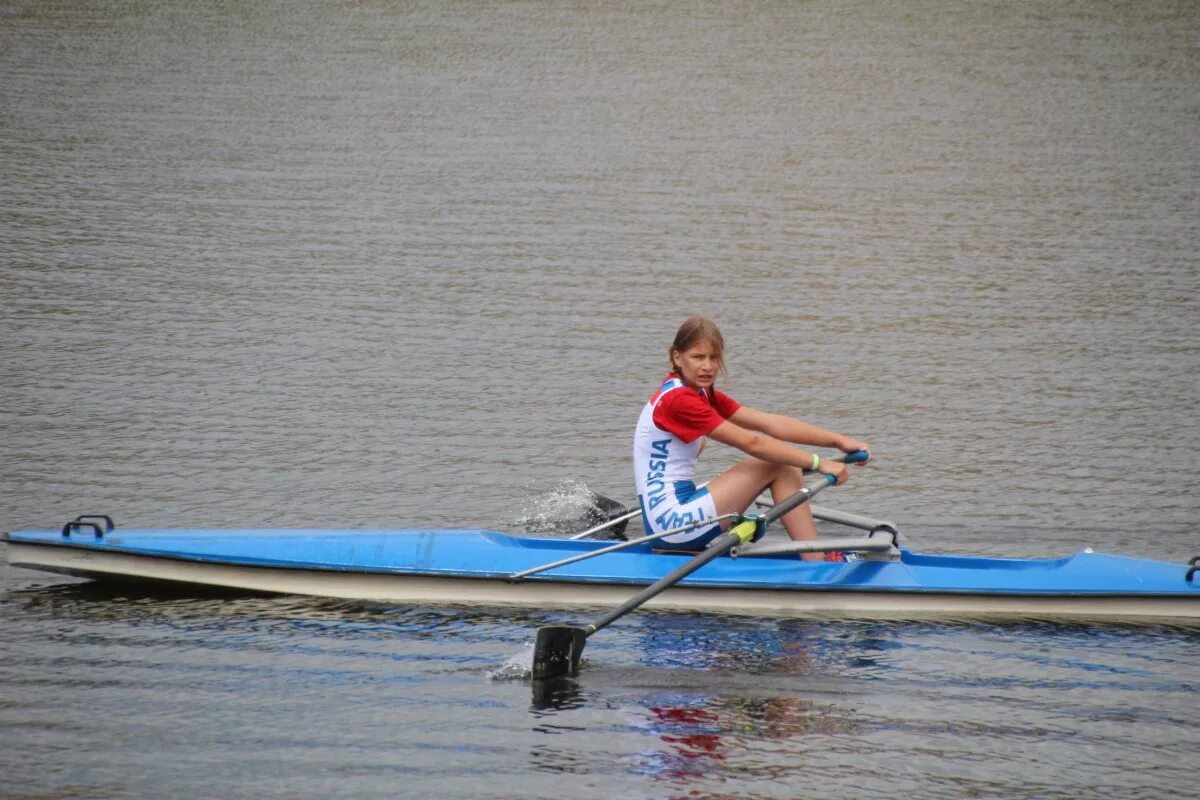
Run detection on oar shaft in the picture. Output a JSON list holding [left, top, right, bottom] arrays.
[[510, 513, 740, 580], [531, 472, 844, 681], [763, 474, 833, 522], [585, 530, 742, 635], [567, 507, 642, 541], [585, 473, 836, 637]]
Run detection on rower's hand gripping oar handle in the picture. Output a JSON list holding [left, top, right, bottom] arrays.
[[805, 448, 870, 471]]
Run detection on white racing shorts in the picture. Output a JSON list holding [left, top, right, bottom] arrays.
[[638, 480, 723, 551]]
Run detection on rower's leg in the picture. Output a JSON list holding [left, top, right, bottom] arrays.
[[764, 466, 824, 561], [707, 459, 824, 561]]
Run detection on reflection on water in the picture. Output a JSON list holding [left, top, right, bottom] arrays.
[[521, 612, 1200, 796], [634, 696, 858, 783]]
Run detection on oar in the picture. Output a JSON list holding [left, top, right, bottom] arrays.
[[568, 450, 870, 541], [531, 471, 842, 680], [510, 513, 742, 580], [568, 505, 642, 541]]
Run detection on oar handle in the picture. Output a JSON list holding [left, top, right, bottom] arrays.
[[838, 449, 870, 465]]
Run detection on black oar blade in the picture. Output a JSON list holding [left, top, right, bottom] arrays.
[[532, 625, 588, 680], [591, 494, 630, 540]]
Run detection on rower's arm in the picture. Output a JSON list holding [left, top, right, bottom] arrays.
[[727, 406, 845, 449], [707, 418, 823, 471]]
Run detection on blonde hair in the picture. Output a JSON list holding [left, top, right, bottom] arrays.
[[668, 316, 727, 377]]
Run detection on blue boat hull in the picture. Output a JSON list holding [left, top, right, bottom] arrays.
[[5, 527, 1200, 620]]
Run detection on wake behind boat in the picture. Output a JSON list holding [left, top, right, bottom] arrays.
[[5, 511, 1199, 622]]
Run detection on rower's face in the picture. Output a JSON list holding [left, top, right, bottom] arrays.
[[673, 340, 722, 389]]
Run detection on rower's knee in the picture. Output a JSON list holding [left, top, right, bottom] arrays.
[[768, 464, 808, 495], [778, 464, 806, 482]]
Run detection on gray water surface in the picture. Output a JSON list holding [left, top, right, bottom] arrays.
[[2, 1, 1198, 797]]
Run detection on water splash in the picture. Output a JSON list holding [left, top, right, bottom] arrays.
[[512, 479, 629, 539], [488, 644, 535, 681]]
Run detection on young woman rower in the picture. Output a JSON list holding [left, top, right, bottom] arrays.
[[633, 316, 870, 562]]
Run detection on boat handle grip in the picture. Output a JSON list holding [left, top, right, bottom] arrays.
[[61, 515, 115, 539], [1187, 557, 1200, 583], [62, 521, 103, 539]]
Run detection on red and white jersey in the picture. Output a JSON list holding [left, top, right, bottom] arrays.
[[633, 375, 741, 536]]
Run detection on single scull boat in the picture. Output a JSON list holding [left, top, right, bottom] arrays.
[[5, 511, 1199, 622]]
